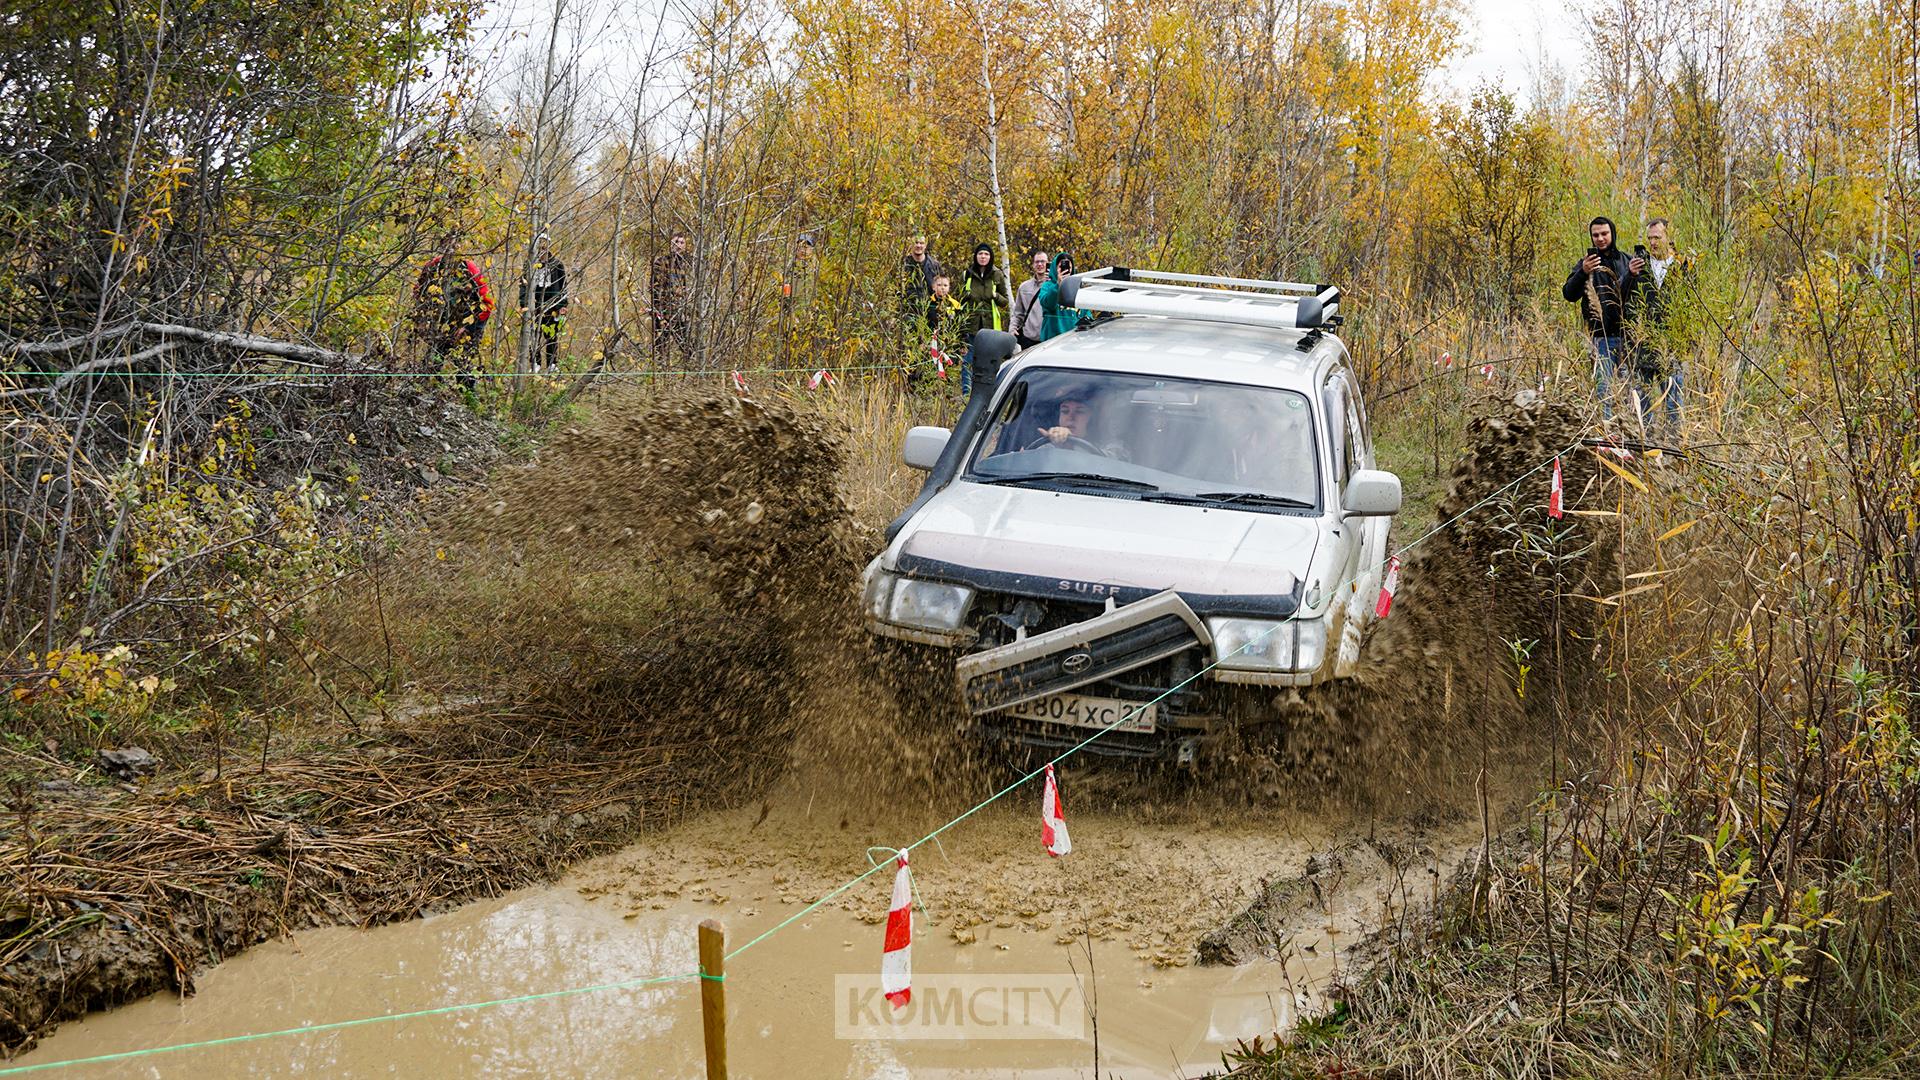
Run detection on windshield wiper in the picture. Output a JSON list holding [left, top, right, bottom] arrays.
[[1159, 490, 1317, 510], [974, 472, 1161, 492]]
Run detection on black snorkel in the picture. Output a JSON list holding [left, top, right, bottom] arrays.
[[883, 329, 1019, 542]]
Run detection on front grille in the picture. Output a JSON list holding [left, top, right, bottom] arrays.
[[962, 613, 1201, 713]]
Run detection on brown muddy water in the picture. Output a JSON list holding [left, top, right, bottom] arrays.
[[15, 795, 1486, 1078]]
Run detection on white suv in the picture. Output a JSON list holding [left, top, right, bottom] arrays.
[[864, 268, 1402, 764]]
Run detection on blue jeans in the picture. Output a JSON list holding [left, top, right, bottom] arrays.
[[959, 348, 973, 396], [1595, 336, 1684, 434], [1591, 336, 1626, 419], [1643, 363, 1683, 436]]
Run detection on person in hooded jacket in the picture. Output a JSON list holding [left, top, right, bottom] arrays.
[[1561, 216, 1642, 418], [954, 243, 1010, 394], [1034, 251, 1082, 341]]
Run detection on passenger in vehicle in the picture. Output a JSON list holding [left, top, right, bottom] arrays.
[[1217, 398, 1314, 497]]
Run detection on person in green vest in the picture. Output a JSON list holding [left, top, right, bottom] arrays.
[[953, 243, 1010, 394]]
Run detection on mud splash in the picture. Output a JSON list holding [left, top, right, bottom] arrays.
[[1277, 394, 1614, 799]]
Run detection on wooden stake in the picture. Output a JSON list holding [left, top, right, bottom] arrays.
[[698, 918, 728, 1080]]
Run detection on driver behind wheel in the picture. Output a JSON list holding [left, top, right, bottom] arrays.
[[1032, 391, 1129, 459]]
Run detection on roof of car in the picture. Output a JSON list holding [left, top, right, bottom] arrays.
[[1006, 316, 1343, 391]]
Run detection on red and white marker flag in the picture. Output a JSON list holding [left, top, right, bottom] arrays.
[[930, 343, 950, 379], [1375, 556, 1402, 619], [1548, 457, 1564, 519], [809, 368, 835, 390], [1437, 351, 1453, 369], [1041, 764, 1071, 857], [1480, 363, 1495, 381], [881, 852, 912, 1007], [730, 370, 749, 395]]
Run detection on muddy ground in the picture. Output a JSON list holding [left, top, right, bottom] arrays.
[[1, 387, 1615, 1058]]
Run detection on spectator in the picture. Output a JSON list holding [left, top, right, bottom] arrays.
[[412, 251, 494, 387], [1010, 249, 1049, 350], [779, 232, 819, 366], [1035, 251, 1082, 341], [908, 272, 962, 386], [1561, 216, 1640, 418], [954, 243, 1010, 394], [651, 232, 693, 359], [898, 235, 944, 319], [1628, 217, 1696, 437], [521, 232, 568, 373]]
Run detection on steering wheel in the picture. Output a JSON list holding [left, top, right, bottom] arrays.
[[1023, 434, 1108, 456]]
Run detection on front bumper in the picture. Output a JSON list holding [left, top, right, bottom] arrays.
[[954, 590, 1212, 714]]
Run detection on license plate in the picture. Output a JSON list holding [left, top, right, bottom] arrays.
[[1002, 694, 1157, 733]]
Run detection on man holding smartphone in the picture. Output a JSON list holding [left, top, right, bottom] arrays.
[[1562, 216, 1641, 418]]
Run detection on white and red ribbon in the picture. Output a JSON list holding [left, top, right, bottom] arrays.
[[1436, 351, 1453, 369], [881, 852, 912, 1007], [1376, 556, 1401, 619], [730, 370, 748, 395], [1596, 439, 1634, 460], [1548, 457, 1564, 519], [809, 368, 835, 390], [930, 343, 950, 379], [1480, 363, 1495, 381], [1041, 764, 1071, 857]]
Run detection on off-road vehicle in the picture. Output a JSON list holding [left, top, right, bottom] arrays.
[[864, 268, 1402, 764]]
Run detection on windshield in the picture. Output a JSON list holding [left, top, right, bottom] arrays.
[[963, 367, 1321, 510]]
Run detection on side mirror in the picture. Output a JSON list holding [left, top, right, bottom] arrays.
[[1059, 274, 1081, 308], [1342, 469, 1402, 516], [903, 426, 951, 471]]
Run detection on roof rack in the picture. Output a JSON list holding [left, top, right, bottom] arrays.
[[1060, 266, 1341, 330]]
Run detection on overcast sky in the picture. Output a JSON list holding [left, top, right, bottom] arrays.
[[470, 0, 1593, 113], [1443, 0, 1587, 100]]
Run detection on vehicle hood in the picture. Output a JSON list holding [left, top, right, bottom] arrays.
[[894, 482, 1318, 599]]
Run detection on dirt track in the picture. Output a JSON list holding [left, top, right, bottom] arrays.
[[3, 387, 1616, 1062]]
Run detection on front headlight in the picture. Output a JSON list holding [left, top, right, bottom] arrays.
[[1208, 617, 1296, 671], [1293, 618, 1327, 672], [886, 578, 974, 632]]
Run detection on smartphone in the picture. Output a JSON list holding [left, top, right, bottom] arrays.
[[1633, 244, 1649, 260], [1586, 246, 1605, 260]]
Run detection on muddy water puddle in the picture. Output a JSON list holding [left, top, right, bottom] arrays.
[[20, 800, 1473, 1078]]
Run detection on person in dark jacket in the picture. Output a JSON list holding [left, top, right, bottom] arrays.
[[1562, 216, 1643, 418], [651, 232, 693, 359], [413, 251, 495, 386], [954, 243, 1010, 394], [522, 232, 568, 373], [1625, 217, 1694, 436], [1034, 251, 1082, 341], [898, 235, 944, 321]]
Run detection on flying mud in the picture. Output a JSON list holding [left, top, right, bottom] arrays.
[[556, 385, 1617, 810]]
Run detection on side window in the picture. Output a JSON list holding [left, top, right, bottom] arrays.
[[1322, 376, 1352, 485], [1345, 371, 1373, 471]]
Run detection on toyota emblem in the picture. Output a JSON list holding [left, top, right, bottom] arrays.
[[1061, 652, 1093, 675]]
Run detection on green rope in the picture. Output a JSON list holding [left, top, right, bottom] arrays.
[[0, 970, 712, 1075], [724, 436, 1588, 961], [1, 435, 1593, 1073]]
